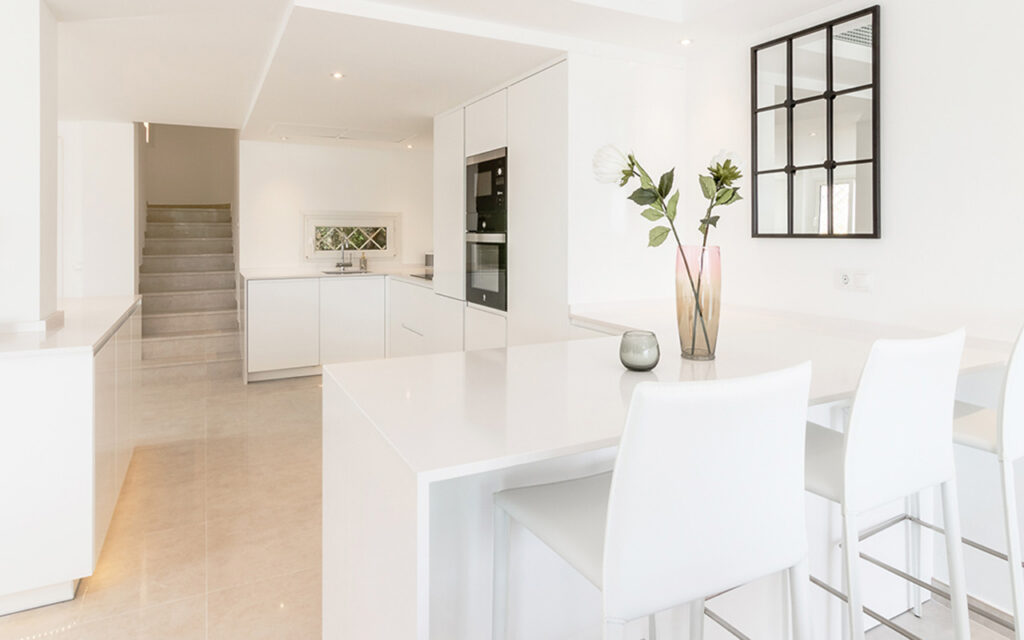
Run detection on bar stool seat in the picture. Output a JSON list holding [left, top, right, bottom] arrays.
[[804, 422, 844, 502], [953, 401, 999, 453], [494, 472, 611, 587]]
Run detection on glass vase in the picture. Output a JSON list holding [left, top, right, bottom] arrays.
[[675, 246, 721, 360]]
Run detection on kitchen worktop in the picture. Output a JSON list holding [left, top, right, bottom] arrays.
[[324, 305, 1008, 482], [0, 296, 140, 357], [240, 266, 434, 289]]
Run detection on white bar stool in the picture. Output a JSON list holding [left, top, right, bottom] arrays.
[[804, 330, 970, 640], [949, 325, 1024, 638], [492, 363, 814, 640]]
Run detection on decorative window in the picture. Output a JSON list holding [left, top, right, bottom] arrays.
[[304, 213, 398, 261]]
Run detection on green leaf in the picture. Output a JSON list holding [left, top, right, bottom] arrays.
[[707, 215, 721, 227], [665, 191, 679, 222], [658, 169, 675, 199], [648, 226, 671, 247], [640, 208, 664, 221], [699, 175, 717, 200], [726, 192, 743, 205], [715, 188, 736, 205], [628, 188, 659, 206]]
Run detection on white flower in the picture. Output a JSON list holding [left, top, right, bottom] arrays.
[[592, 145, 631, 184], [711, 149, 738, 167]]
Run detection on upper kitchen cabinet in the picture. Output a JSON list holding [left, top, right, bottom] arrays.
[[433, 109, 466, 300], [507, 61, 569, 345], [464, 90, 507, 157]]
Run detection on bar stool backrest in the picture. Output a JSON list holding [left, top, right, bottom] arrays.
[[602, 362, 812, 623], [999, 326, 1024, 461], [843, 330, 965, 514]]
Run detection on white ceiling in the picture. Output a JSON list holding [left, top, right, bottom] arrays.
[[54, 0, 290, 128], [242, 8, 561, 146], [52, 0, 848, 138]]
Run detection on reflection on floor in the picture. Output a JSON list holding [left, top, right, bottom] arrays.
[[866, 600, 1011, 639], [0, 373, 1014, 639], [0, 375, 323, 640]]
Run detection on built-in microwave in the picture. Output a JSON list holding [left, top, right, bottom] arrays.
[[465, 232, 507, 312], [466, 148, 506, 233]]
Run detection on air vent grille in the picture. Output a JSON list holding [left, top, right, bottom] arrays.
[[834, 24, 872, 47]]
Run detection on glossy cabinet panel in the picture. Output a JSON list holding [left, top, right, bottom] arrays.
[[433, 109, 466, 300], [464, 90, 507, 158], [388, 280, 465, 358], [464, 305, 506, 351], [246, 279, 320, 372], [320, 278, 386, 364]]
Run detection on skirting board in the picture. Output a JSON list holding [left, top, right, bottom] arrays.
[[246, 365, 322, 383], [0, 580, 77, 617]]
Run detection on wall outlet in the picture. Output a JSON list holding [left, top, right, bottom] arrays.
[[835, 269, 871, 292]]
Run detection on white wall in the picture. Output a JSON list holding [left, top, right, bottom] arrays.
[[238, 140, 433, 270], [58, 121, 137, 298], [679, 0, 1024, 342], [0, 0, 57, 325], [145, 124, 237, 206], [567, 52, 687, 305]]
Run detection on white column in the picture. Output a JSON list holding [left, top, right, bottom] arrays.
[[0, 0, 59, 330]]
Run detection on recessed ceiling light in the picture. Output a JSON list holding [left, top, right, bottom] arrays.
[[679, 38, 693, 46], [331, 71, 344, 79], [406, 144, 414, 149], [809, 132, 817, 137], [280, 136, 289, 141]]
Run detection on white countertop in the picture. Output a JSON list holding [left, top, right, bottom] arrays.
[[240, 265, 434, 289], [0, 296, 140, 357], [323, 304, 1009, 482]]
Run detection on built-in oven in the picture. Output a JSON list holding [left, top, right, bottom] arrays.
[[465, 232, 507, 311], [466, 148, 506, 233]]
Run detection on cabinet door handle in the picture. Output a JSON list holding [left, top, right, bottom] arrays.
[[401, 323, 424, 337]]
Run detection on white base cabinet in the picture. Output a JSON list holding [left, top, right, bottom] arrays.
[[320, 278, 386, 364], [464, 306, 507, 351], [389, 279, 465, 358], [246, 278, 320, 373]]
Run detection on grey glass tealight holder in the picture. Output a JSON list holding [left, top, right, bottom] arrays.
[[619, 330, 660, 372]]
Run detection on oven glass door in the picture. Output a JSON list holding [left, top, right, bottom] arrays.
[[466, 238, 507, 311]]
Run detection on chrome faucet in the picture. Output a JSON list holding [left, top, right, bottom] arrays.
[[336, 247, 353, 269]]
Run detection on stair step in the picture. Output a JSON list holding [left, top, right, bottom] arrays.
[[147, 209, 231, 223], [143, 310, 238, 335], [141, 255, 235, 273], [142, 289, 237, 314], [139, 356, 242, 385], [146, 222, 233, 239], [140, 271, 235, 293], [144, 238, 234, 255]]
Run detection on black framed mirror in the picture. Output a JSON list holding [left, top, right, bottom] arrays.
[[751, 6, 880, 238]]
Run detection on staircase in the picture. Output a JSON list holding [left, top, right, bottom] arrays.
[[139, 204, 242, 383]]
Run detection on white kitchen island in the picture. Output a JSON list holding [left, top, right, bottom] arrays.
[[322, 304, 1009, 640]]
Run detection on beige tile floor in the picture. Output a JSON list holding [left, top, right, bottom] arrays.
[[0, 372, 1012, 639], [0, 375, 323, 640]]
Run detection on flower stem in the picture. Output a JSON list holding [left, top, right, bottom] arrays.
[[690, 200, 717, 353]]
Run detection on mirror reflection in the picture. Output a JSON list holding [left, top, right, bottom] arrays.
[[751, 8, 878, 238]]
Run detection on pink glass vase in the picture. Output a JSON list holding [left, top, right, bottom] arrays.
[[675, 246, 721, 360]]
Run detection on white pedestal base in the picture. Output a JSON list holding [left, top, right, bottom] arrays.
[[0, 580, 77, 617]]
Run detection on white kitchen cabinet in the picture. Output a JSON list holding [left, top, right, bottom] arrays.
[[464, 305, 507, 351], [389, 279, 466, 358], [464, 90, 507, 158], [433, 108, 466, 300], [320, 277, 386, 364], [247, 278, 320, 373], [507, 61, 569, 346], [92, 332, 117, 565]]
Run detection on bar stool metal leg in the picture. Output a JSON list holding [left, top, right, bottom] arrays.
[[941, 479, 971, 640], [1000, 460, 1024, 640], [492, 507, 510, 640], [689, 599, 705, 640], [790, 557, 812, 640], [842, 513, 867, 640], [907, 492, 923, 617]]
